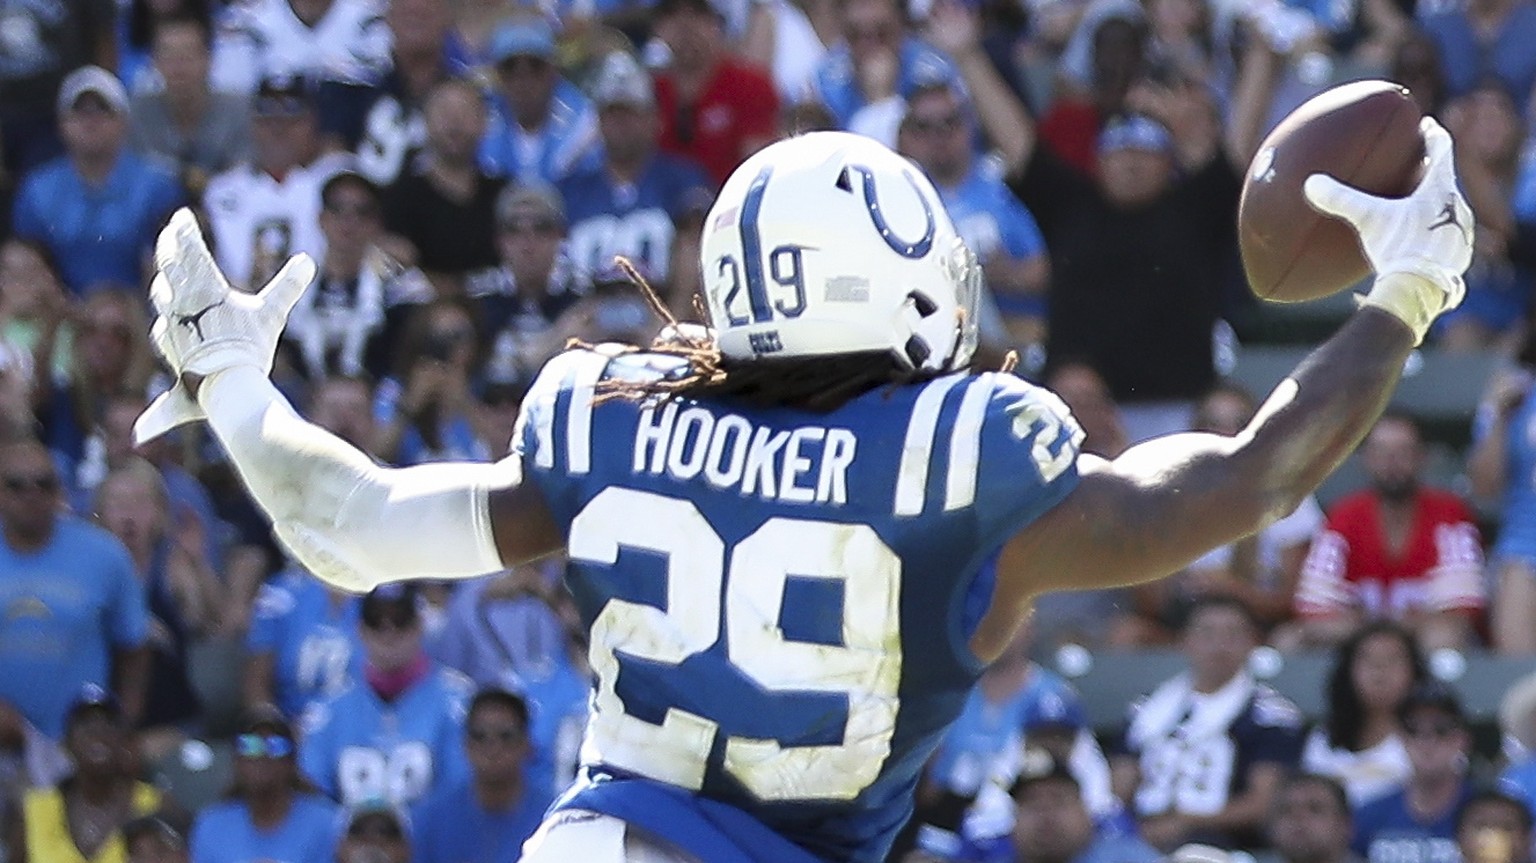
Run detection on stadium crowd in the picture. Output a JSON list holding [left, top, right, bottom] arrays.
[[1, 0, 1536, 861]]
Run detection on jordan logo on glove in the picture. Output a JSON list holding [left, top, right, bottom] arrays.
[[176, 302, 224, 341], [133, 208, 316, 446], [1428, 200, 1464, 237]]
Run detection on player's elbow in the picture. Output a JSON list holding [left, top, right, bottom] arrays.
[[276, 459, 515, 593], [1229, 435, 1324, 534]]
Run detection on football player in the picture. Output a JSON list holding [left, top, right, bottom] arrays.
[[135, 126, 1471, 863]]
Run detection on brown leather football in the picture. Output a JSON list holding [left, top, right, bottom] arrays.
[[1239, 80, 1425, 302]]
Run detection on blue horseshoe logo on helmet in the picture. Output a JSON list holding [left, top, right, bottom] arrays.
[[851, 164, 935, 260]]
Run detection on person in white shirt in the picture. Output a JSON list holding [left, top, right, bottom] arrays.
[[200, 74, 353, 291], [283, 171, 432, 381]]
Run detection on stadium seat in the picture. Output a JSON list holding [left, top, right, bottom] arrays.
[[188, 637, 248, 738], [150, 738, 235, 815], [1226, 346, 1496, 449], [1233, 290, 1358, 345]]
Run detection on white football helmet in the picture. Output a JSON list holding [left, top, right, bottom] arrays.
[[699, 131, 980, 373]]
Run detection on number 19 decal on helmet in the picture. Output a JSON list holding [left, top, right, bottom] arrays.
[[702, 132, 981, 374]]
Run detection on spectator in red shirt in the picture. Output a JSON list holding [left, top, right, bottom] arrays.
[[652, 0, 780, 187], [1292, 413, 1485, 650]]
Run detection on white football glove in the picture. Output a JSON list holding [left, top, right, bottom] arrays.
[[1302, 117, 1473, 343], [135, 208, 315, 444]]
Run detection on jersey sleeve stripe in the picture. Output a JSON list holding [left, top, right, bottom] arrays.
[[894, 375, 965, 516], [943, 379, 989, 511], [533, 401, 556, 469], [564, 352, 607, 476]]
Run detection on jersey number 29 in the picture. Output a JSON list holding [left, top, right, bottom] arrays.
[[569, 487, 903, 802]]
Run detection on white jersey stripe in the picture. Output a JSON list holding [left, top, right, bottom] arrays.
[[944, 379, 990, 511], [564, 352, 607, 475], [894, 375, 965, 516], [533, 406, 556, 470]]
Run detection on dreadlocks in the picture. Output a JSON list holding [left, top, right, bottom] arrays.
[[583, 259, 959, 413]]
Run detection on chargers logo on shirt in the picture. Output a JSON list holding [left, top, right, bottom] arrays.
[[4, 596, 51, 620]]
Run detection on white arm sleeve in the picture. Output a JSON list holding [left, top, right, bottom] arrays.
[[198, 365, 519, 593]]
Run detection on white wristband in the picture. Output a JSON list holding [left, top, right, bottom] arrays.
[[1359, 272, 1446, 346]]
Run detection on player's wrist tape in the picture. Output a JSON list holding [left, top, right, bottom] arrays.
[[1359, 271, 1449, 345], [198, 365, 514, 592]]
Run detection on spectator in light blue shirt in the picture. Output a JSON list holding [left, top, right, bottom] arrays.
[[897, 79, 1048, 352], [190, 706, 338, 863], [1418, 0, 1536, 103], [297, 584, 472, 808], [0, 437, 149, 739], [245, 567, 364, 721], [411, 689, 552, 863], [477, 16, 598, 186], [11, 66, 183, 295]]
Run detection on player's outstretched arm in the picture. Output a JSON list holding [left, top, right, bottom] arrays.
[[982, 119, 1473, 646], [138, 210, 562, 594]]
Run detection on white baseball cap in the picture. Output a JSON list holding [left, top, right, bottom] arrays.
[[57, 65, 129, 115], [590, 52, 654, 109]]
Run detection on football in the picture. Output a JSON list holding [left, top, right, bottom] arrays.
[[1238, 80, 1425, 303]]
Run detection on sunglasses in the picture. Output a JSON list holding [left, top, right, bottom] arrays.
[[467, 726, 524, 745], [235, 733, 294, 759], [4, 474, 58, 494]]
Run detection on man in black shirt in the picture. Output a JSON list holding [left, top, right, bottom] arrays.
[[1007, 50, 1279, 441], [381, 77, 506, 294]]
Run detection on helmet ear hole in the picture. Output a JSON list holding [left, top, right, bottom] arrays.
[[908, 291, 939, 317], [903, 336, 931, 368], [834, 167, 854, 193]]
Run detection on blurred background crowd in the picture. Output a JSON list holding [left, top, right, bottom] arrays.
[[3, 0, 1536, 861]]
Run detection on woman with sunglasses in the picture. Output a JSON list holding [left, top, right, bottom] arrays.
[[187, 707, 337, 863]]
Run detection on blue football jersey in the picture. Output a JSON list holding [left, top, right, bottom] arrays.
[[247, 569, 363, 719], [938, 161, 1047, 267], [298, 667, 474, 807], [479, 78, 599, 187], [1499, 758, 1536, 823], [1488, 393, 1536, 564], [189, 795, 339, 863], [514, 348, 1083, 863], [814, 38, 961, 129], [557, 154, 713, 283], [1352, 783, 1471, 863], [929, 664, 1083, 796]]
